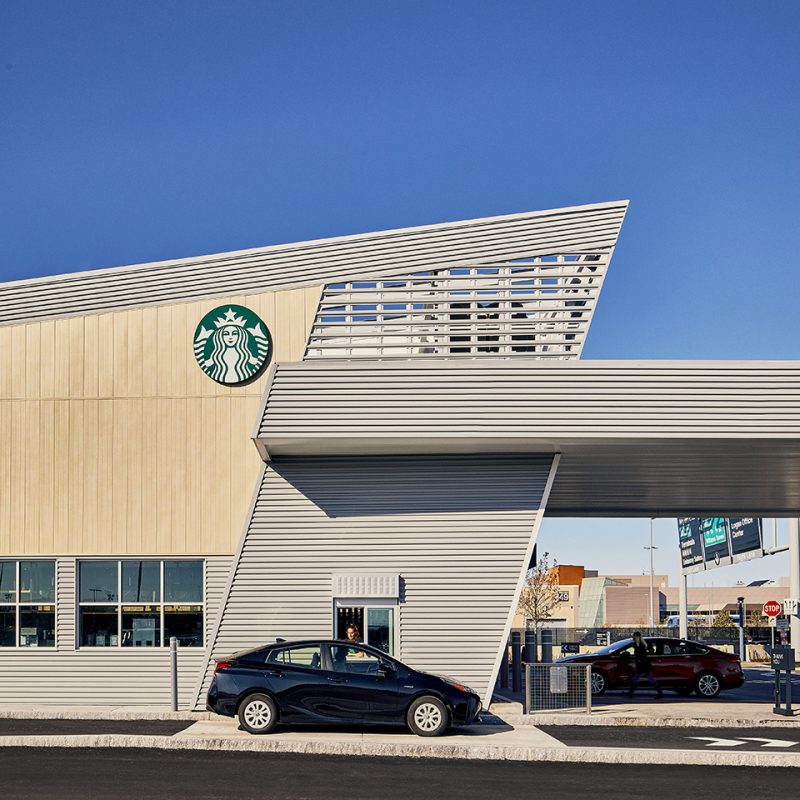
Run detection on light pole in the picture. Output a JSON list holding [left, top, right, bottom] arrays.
[[644, 518, 657, 633]]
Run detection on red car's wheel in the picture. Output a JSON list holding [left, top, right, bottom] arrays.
[[590, 669, 607, 695], [695, 672, 722, 698]]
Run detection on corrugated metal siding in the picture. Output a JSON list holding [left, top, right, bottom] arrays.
[[259, 360, 800, 441], [0, 202, 627, 325], [0, 557, 231, 708], [56, 560, 76, 650], [254, 360, 800, 515], [193, 455, 552, 708]]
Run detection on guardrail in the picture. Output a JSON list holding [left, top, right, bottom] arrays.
[[525, 663, 592, 714]]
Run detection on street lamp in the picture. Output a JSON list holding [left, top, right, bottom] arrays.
[[644, 518, 658, 632]]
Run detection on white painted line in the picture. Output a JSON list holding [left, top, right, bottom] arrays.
[[740, 737, 799, 749], [690, 737, 747, 747]]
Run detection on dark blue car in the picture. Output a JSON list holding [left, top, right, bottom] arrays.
[[207, 639, 482, 736]]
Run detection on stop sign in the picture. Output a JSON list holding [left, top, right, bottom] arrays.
[[763, 600, 782, 617]]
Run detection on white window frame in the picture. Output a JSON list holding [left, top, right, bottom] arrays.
[[0, 559, 57, 650], [332, 597, 399, 657], [76, 558, 206, 650]]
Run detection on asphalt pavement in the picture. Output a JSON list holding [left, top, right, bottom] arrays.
[[0, 719, 194, 736], [541, 726, 800, 751], [0, 748, 798, 800]]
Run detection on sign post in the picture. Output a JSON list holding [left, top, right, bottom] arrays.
[[771, 646, 796, 716], [764, 600, 782, 651]]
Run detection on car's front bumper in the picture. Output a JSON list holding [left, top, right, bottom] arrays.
[[451, 694, 482, 725]]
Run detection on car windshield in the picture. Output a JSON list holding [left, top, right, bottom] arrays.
[[590, 638, 633, 656]]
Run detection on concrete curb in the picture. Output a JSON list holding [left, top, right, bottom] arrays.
[[0, 711, 207, 721], [1, 734, 799, 768], [508, 714, 800, 728]]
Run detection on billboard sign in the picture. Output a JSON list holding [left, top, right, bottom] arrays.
[[678, 518, 705, 573], [701, 517, 732, 568], [728, 517, 763, 563], [677, 517, 763, 573]]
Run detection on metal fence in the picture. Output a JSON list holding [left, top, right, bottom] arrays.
[[524, 663, 591, 713], [513, 626, 780, 648]]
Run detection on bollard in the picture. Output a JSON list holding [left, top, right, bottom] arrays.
[[524, 629, 538, 664], [499, 640, 509, 689], [511, 631, 522, 693], [541, 628, 553, 663], [170, 636, 178, 712]]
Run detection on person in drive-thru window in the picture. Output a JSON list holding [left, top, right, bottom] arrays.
[[628, 631, 663, 698], [345, 623, 365, 656]]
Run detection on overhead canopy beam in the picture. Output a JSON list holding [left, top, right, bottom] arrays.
[[255, 359, 800, 517]]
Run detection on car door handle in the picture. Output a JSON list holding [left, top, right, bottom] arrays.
[[327, 676, 347, 683], [264, 669, 283, 678]]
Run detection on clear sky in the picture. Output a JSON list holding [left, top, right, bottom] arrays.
[[2, 2, 798, 586]]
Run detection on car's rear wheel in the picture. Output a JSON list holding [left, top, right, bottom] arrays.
[[407, 696, 449, 737], [695, 672, 722, 698], [238, 693, 278, 734], [590, 669, 607, 696]]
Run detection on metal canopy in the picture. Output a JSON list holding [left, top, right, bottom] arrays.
[[255, 359, 800, 517]]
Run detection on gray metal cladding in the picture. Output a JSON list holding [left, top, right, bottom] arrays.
[[0, 201, 627, 325], [255, 360, 800, 515], [0, 557, 231, 708], [192, 455, 553, 708], [258, 360, 800, 443]]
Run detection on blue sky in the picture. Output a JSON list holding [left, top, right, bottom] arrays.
[[2, 2, 797, 585]]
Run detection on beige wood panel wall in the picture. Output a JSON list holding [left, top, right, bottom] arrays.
[[0, 286, 321, 556]]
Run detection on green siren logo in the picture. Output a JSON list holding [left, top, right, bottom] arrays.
[[193, 305, 272, 385]]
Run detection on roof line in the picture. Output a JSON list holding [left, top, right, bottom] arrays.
[[2, 200, 628, 290]]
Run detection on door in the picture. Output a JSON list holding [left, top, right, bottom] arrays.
[[325, 643, 401, 722], [262, 643, 331, 719]]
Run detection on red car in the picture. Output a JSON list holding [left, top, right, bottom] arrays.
[[557, 637, 744, 698]]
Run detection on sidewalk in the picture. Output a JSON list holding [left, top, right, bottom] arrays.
[[0, 716, 799, 768]]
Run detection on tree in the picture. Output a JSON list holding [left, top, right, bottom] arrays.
[[746, 609, 766, 628], [517, 552, 561, 631], [712, 609, 736, 628]]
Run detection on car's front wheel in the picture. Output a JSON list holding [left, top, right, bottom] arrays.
[[407, 696, 449, 737], [695, 672, 722, 698], [238, 693, 279, 734], [590, 669, 607, 696]]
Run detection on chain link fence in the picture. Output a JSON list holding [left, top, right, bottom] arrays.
[[525, 663, 591, 713]]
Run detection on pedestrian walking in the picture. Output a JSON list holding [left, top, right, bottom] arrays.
[[627, 631, 663, 698]]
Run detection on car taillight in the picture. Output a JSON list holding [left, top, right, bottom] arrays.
[[214, 660, 232, 674]]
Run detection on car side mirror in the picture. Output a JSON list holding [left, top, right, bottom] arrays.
[[619, 651, 630, 660], [377, 663, 393, 678]]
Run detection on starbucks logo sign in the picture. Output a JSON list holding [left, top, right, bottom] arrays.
[[193, 305, 273, 385]]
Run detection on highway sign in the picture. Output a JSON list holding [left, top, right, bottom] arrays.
[[763, 600, 782, 618]]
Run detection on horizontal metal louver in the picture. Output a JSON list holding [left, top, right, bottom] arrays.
[[332, 573, 400, 598], [305, 254, 610, 360]]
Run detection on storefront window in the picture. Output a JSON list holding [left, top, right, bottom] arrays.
[[0, 561, 56, 647], [122, 561, 160, 603], [164, 561, 203, 602], [78, 560, 204, 647], [79, 561, 118, 602]]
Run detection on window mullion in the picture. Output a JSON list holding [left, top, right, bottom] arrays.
[[160, 560, 165, 647], [117, 561, 122, 648]]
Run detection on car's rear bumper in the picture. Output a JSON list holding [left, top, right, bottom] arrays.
[[206, 677, 237, 717], [723, 673, 745, 690]]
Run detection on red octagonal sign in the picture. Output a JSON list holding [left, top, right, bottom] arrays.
[[763, 600, 782, 617]]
